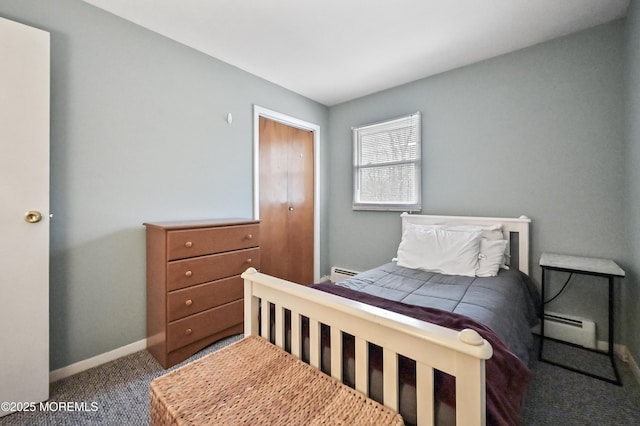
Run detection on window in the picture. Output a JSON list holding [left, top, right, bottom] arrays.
[[353, 112, 421, 211]]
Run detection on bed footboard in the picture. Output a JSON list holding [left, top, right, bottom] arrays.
[[242, 268, 493, 426]]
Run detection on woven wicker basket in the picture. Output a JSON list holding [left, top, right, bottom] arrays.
[[150, 335, 404, 425]]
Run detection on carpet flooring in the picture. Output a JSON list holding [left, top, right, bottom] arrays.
[[1, 335, 638, 425]]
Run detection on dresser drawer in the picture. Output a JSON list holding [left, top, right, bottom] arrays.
[[167, 248, 260, 291], [167, 224, 260, 260], [168, 276, 243, 322], [167, 299, 243, 352]]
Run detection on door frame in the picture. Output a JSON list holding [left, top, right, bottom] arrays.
[[253, 105, 320, 281]]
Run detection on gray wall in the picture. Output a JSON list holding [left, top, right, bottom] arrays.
[[0, 0, 329, 370], [328, 22, 630, 346], [625, 0, 640, 363]]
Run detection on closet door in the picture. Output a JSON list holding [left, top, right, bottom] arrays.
[[259, 117, 314, 284], [0, 17, 50, 416]]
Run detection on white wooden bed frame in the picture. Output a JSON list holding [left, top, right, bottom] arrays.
[[241, 214, 531, 426]]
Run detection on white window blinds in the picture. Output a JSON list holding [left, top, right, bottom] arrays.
[[353, 112, 421, 211]]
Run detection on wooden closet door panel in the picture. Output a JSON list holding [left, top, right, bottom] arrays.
[[286, 126, 314, 284], [259, 117, 314, 284], [259, 117, 290, 280]]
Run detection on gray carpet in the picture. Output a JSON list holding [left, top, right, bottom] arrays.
[[0, 335, 243, 426], [521, 338, 640, 425], [1, 335, 639, 425]]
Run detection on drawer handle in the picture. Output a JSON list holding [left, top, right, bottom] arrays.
[[185, 241, 193, 248], [246, 234, 253, 240], [247, 258, 252, 264], [185, 270, 193, 277], [185, 328, 193, 335], [185, 299, 193, 307]]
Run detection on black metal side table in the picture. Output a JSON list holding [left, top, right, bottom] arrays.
[[538, 252, 625, 386]]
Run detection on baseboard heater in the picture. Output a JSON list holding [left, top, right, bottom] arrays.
[[330, 267, 359, 283], [533, 311, 597, 349]]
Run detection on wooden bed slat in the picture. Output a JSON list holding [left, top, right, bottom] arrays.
[[309, 318, 321, 369], [416, 362, 435, 426], [454, 353, 486, 425], [355, 336, 368, 395], [276, 303, 285, 347], [330, 326, 342, 380], [290, 309, 301, 358], [260, 298, 269, 338], [383, 347, 399, 412], [243, 280, 259, 336]]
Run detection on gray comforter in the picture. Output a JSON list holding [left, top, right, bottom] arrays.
[[334, 262, 540, 364]]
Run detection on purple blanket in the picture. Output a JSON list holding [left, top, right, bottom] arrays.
[[311, 282, 531, 426]]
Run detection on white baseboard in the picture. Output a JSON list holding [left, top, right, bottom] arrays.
[[596, 341, 640, 385], [596, 340, 627, 360], [49, 338, 147, 383], [624, 347, 640, 385]]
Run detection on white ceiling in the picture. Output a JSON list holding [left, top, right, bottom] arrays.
[[81, 0, 629, 106]]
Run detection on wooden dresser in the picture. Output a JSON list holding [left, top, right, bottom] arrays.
[[144, 218, 260, 368]]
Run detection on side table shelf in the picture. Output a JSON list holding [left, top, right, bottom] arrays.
[[538, 253, 625, 386]]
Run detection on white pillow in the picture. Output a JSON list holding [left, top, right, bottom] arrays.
[[396, 225, 482, 277], [404, 223, 509, 269], [476, 239, 509, 277], [441, 224, 509, 266]]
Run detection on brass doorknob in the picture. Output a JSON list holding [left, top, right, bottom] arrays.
[[25, 211, 42, 223]]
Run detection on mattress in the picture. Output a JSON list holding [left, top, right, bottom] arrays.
[[332, 262, 540, 364]]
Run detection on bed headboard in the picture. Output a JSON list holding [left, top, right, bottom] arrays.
[[400, 213, 532, 275]]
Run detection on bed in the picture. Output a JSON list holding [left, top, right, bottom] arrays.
[[242, 213, 538, 425]]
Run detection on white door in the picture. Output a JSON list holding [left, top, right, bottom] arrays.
[[0, 17, 50, 416]]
